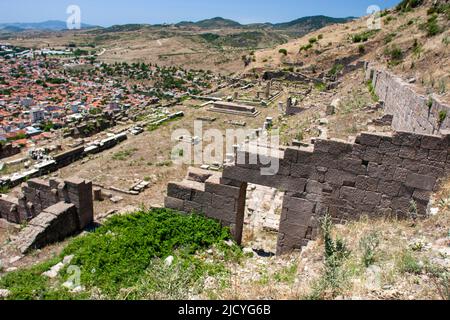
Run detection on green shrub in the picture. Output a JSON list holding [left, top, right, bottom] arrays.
[[309, 37, 317, 44], [307, 215, 350, 299], [327, 64, 344, 77], [0, 258, 86, 300], [384, 45, 403, 66], [397, 250, 422, 274], [352, 30, 379, 43], [396, 0, 423, 12], [427, 96, 434, 109], [0, 209, 236, 299], [279, 48, 288, 56], [314, 82, 327, 92], [426, 14, 442, 36], [358, 44, 366, 54], [384, 32, 397, 44], [439, 110, 447, 125], [112, 148, 138, 161], [359, 232, 380, 267], [367, 80, 380, 102], [61, 209, 232, 295]]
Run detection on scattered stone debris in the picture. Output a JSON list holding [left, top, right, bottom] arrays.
[[110, 196, 124, 204], [130, 180, 151, 193], [0, 289, 10, 299], [225, 120, 247, 127]]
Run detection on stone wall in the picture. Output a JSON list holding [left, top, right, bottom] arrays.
[[15, 202, 79, 253], [165, 130, 450, 255], [365, 62, 450, 135], [0, 177, 93, 228], [0, 143, 20, 160]]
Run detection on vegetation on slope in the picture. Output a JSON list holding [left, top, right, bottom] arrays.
[[0, 208, 242, 300]]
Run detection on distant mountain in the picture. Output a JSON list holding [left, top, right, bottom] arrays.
[[174, 15, 353, 33], [176, 17, 242, 29], [0, 20, 97, 31], [273, 15, 355, 31], [0, 15, 353, 34]]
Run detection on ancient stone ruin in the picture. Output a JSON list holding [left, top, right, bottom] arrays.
[[166, 130, 450, 255], [209, 101, 260, 117], [365, 62, 450, 135], [165, 62, 450, 255], [0, 177, 93, 253]]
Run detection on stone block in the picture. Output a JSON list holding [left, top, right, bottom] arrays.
[[405, 173, 436, 191], [356, 133, 381, 147], [164, 197, 185, 211], [291, 163, 314, 179], [421, 135, 445, 150], [325, 169, 356, 186], [167, 182, 193, 200], [377, 180, 401, 197], [340, 186, 365, 204], [355, 175, 379, 191], [364, 191, 382, 206]]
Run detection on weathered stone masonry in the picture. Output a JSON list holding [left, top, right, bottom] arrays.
[[0, 177, 93, 253], [365, 62, 450, 135], [165, 130, 450, 255]]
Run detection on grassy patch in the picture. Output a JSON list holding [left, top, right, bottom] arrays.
[[384, 45, 403, 66], [0, 257, 88, 300], [397, 250, 423, 275], [0, 208, 239, 300], [367, 80, 380, 102], [327, 64, 344, 77], [351, 30, 379, 43], [306, 215, 350, 300], [112, 148, 138, 161]]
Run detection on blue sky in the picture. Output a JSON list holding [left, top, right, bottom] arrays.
[[0, 0, 401, 26]]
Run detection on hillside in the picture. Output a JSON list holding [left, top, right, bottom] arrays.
[[247, 0, 449, 103], [4, 15, 352, 73]]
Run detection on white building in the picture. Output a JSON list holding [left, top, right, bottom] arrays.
[[30, 108, 45, 123]]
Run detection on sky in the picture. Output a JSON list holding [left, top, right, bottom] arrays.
[[0, 0, 401, 26]]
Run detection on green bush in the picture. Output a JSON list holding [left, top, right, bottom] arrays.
[[384, 45, 403, 66], [397, 250, 423, 274], [396, 0, 423, 12], [352, 30, 378, 43], [439, 110, 447, 125], [299, 44, 313, 52], [359, 232, 380, 267], [307, 215, 350, 299], [309, 37, 318, 44], [0, 209, 235, 300], [384, 32, 397, 44], [61, 209, 232, 295], [426, 14, 442, 37], [358, 44, 366, 54], [279, 48, 288, 56], [327, 64, 344, 77]]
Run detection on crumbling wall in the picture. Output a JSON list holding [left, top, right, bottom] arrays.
[[0, 143, 21, 160], [0, 177, 93, 228], [165, 130, 450, 255], [365, 62, 450, 135], [165, 168, 247, 244], [14, 202, 79, 253]]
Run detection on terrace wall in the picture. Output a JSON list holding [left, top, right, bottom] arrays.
[[365, 62, 450, 135]]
